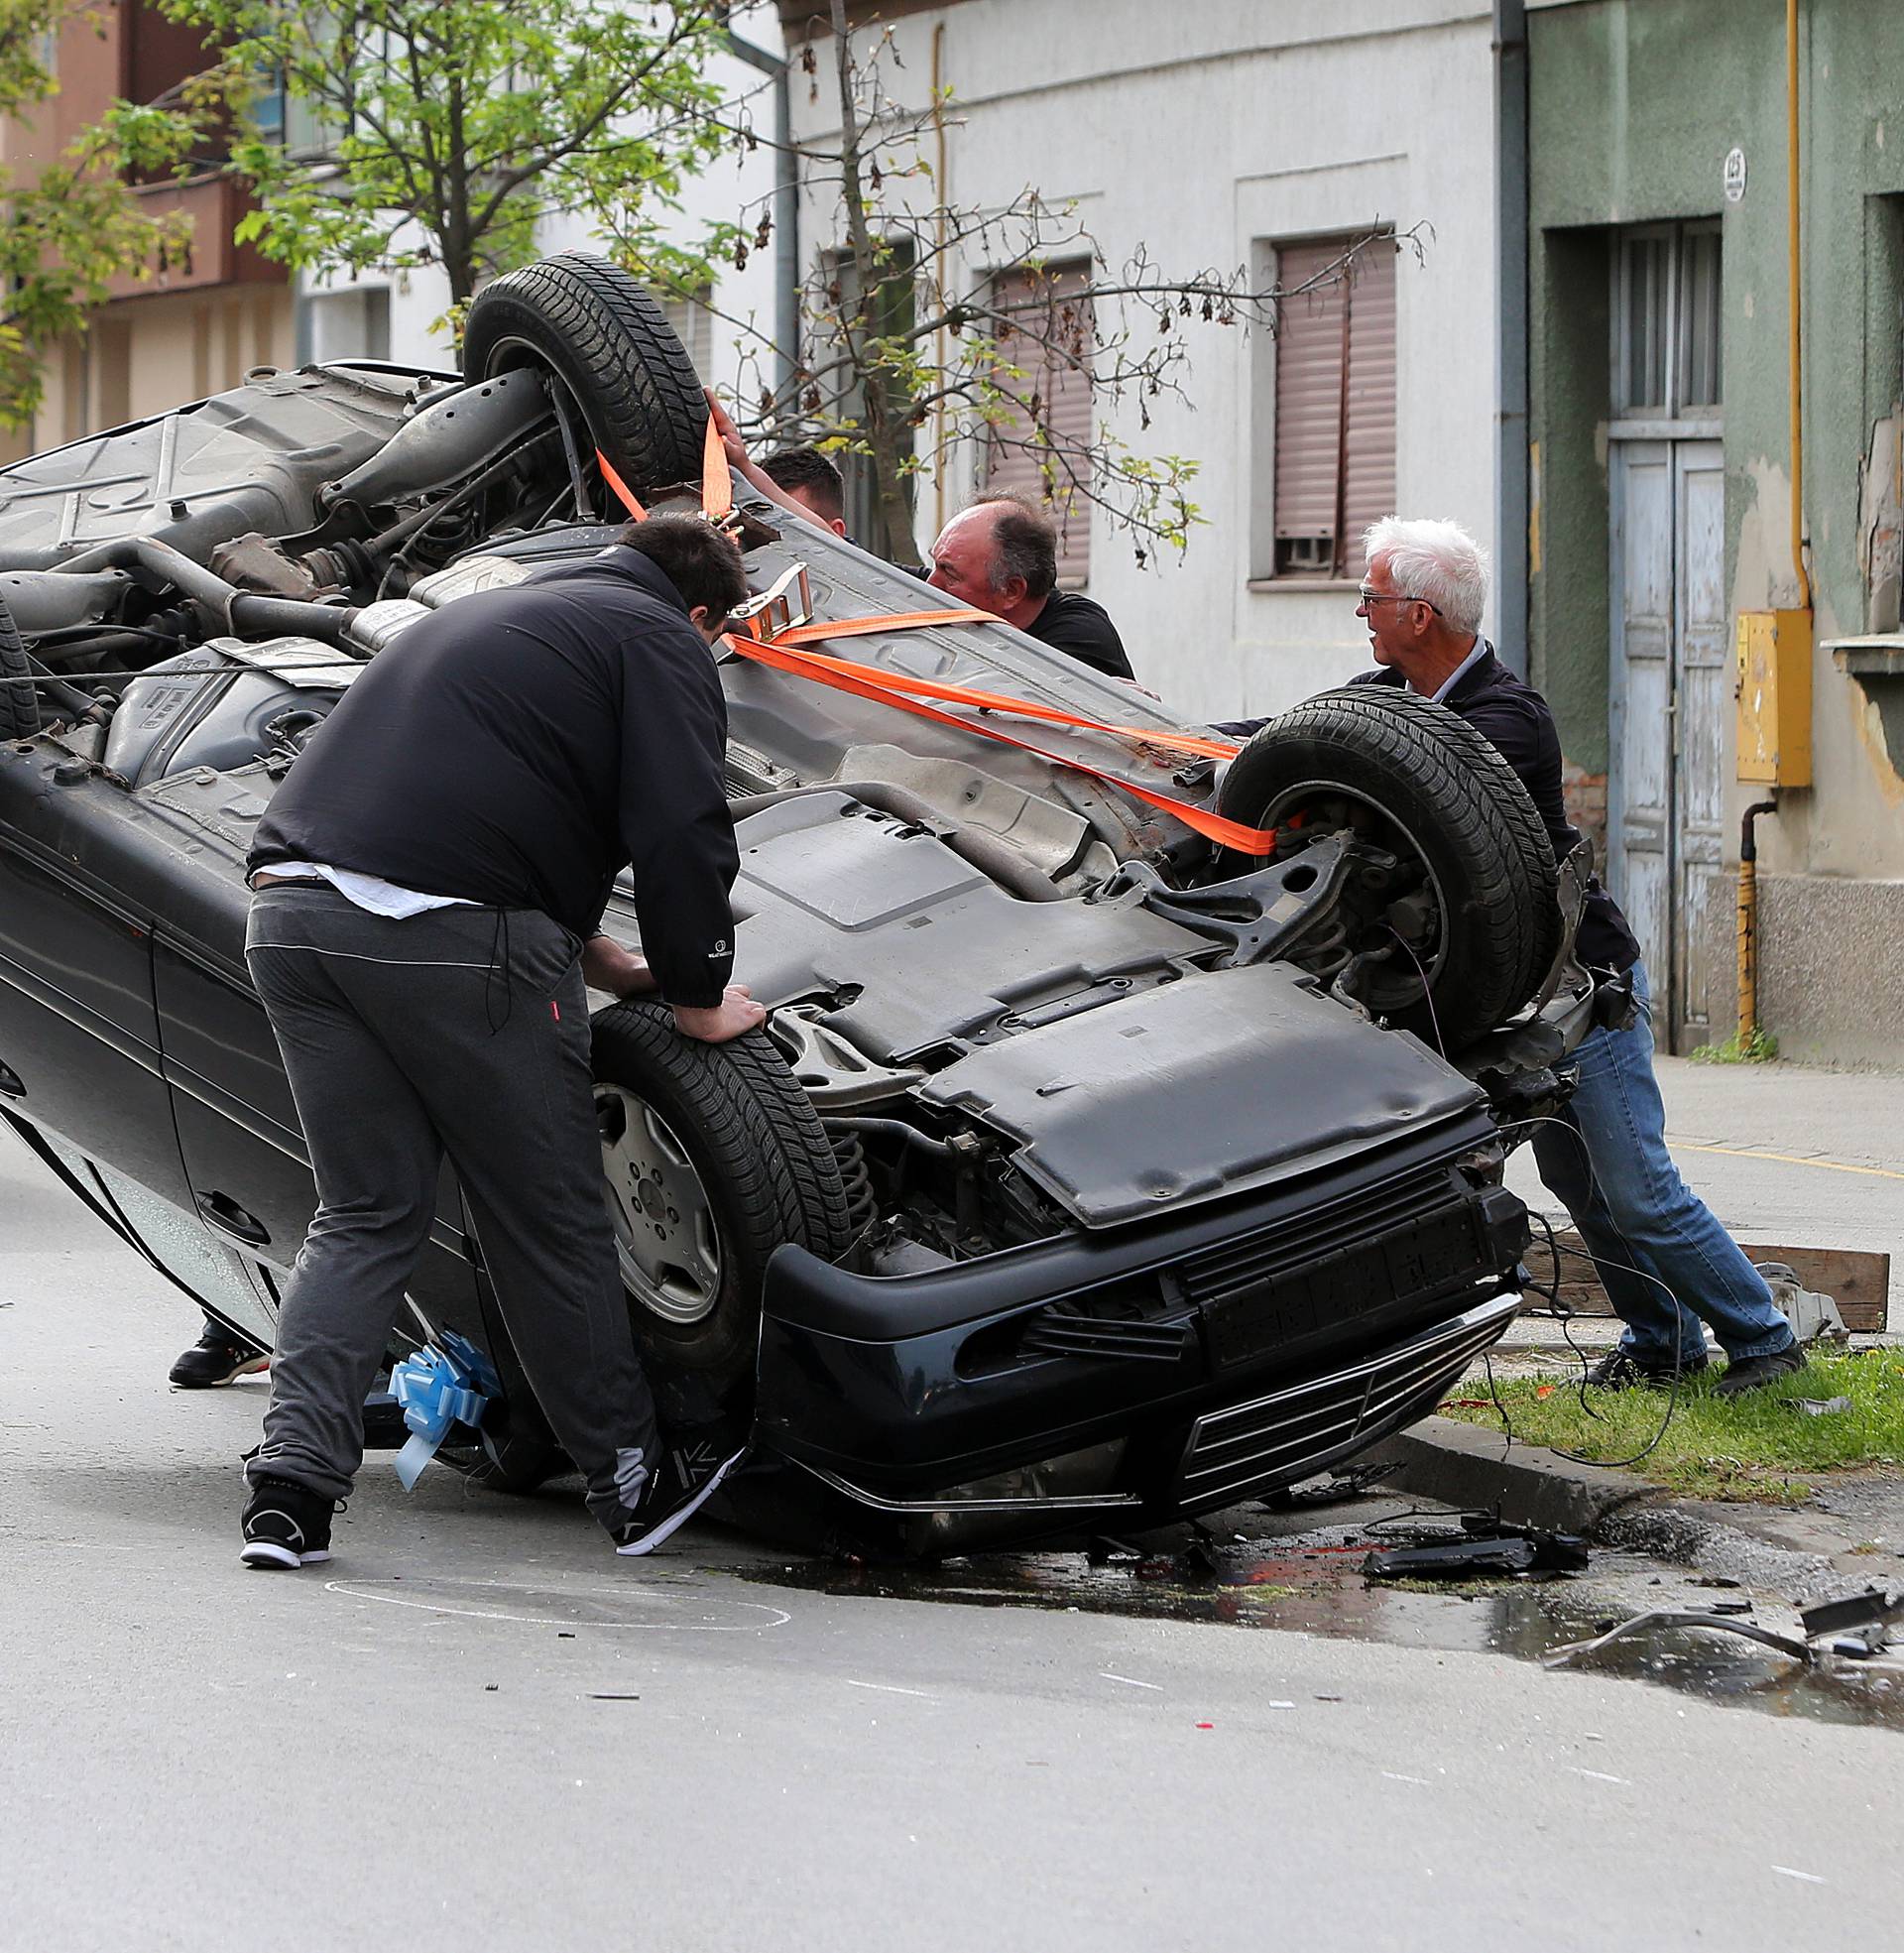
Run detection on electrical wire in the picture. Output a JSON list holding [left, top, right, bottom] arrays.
[[1488, 1109, 1701, 1471]]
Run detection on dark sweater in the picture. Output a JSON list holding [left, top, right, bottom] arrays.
[[250, 548, 738, 1006], [1025, 589, 1134, 680], [1216, 646, 1640, 973]]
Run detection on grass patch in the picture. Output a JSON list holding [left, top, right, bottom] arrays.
[[1440, 1350, 1904, 1503], [1689, 1027, 1780, 1064]]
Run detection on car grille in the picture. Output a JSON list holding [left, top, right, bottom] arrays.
[[1178, 1162, 1457, 1307], [1175, 1294, 1518, 1510], [1018, 1312, 1193, 1363]]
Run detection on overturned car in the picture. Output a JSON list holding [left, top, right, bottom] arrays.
[[0, 255, 1595, 1550]]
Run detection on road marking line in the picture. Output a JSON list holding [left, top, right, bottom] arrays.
[[1772, 1866, 1827, 1885], [1099, 1672, 1163, 1690], [844, 1679, 935, 1699], [1670, 1139, 1904, 1182]]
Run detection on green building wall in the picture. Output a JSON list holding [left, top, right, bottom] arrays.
[[1527, 0, 1904, 1064]]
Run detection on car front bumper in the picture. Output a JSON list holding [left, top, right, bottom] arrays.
[[754, 1119, 1529, 1524]]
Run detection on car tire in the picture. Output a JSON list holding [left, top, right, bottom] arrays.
[[1, 598, 41, 740], [592, 1002, 855, 1393], [462, 253, 708, 500], [1214, 687, 1558, 1050], [1345, 683, 1563, 999]]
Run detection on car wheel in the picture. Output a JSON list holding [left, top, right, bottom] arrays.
[[462, 253, 708, 501], [1214, 687, 1558, 1050], [593, 1002, 855, 1393], [1, 598, 41, 740]]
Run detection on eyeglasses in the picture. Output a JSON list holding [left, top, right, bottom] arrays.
[[1357, 586, 1443, 617]]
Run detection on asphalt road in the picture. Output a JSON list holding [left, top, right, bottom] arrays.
[[1506, 1052, 1904, 1323], [5, 1130, 1904, 1951]]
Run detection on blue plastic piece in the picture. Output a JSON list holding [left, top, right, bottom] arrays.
[[387, 1330, 499, 1490]]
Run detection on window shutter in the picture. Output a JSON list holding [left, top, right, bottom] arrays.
[[1272, 235, 1396, 577], [987, 262, 1094, 586]]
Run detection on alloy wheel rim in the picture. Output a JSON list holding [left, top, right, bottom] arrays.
[[596, 1085, 724, 1325]]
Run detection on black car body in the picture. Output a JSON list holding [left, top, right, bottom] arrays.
[[0, 258, 1587, 1549]]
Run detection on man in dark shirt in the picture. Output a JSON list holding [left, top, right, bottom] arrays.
[[1220, 517, 1802, 1396], [704, 392, 1134, 681], [236, 516, 762, 1571], [922, 494, 1133, 680]]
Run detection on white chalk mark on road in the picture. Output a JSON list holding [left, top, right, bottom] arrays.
[[845, 1679, 936, 1699], [1381, 1771, 1431, 1785], [1099, 1672, 1163, 1690], [1570, 1768, 1631, 1785], [1772, 1867, 1827, 1885]]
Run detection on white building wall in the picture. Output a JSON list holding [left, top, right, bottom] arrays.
[[785, 0, 1498, 725]]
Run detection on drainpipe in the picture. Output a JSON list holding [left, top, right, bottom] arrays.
[[1492, 0, 1530, 677], [1736, 798, 1778, 1046], [931, 21, 951, 537], [1733, 0, 1811, 1049], [1785, 0, 1811, 612], [725, 27, 800, 426]]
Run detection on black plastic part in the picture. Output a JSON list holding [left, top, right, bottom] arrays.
[[1364, 1531, 1588, 1578]]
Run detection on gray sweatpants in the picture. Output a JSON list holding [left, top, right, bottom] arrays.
[[243, 884, 658, 1529]]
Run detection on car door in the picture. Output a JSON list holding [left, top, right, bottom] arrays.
[[0, 824, 279, 1344]]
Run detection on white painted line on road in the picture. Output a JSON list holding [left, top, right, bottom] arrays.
[[1772, 1867, 1827, 1885], [1380, 1771, 1431, 1785], [1099, 1672, 1162, 1690], [1569, 1768, 1630, 1785], [323, 1579, 790, 1632], [845, 1679, 936, 1699]]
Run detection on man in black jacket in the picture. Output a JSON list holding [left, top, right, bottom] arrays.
[[236, 516, 761, 1569], [1220, 517, 1803, 1396]]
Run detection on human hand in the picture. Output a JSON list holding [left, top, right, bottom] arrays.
[[671, 983, 768, 1043], [582, 935, 658, 997], [703, 388, 751, 467]]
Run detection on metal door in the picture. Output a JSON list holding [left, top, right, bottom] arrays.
[[1608, 436, 1726, 1047], [1609, 440, 1675, 996], [1673, 441, 1728, 1037]]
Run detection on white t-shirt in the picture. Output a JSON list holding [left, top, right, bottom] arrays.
[[255, 862, 477, 919]]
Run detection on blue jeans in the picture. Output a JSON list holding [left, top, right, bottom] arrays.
[[1530, 962, 1795, 1366]]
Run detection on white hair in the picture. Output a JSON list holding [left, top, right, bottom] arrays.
[[1363, 517, 1489, 635]]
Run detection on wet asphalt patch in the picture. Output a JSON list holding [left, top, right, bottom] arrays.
[[739, 1526, 1904, 1732]]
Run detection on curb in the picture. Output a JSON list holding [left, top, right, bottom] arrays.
[[1368, 1415, 1875, 1605]]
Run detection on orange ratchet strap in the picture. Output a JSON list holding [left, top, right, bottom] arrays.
[[725, 622, 1274, 855], [599, 428, 1273, 854]]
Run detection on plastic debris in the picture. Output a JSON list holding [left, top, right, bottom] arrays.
[[387, 1330, 501, 1488], [1365, 1530, 1588, 1579], [1788, 1396, 1852, 1416]]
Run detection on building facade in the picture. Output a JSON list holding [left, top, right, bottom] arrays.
[[778, 0, 1504, 727], [1527, 0, 1904, 1063], [3, 1, 292, 458]]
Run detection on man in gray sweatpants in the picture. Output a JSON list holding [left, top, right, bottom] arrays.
[[236, 515, 763, 1568]]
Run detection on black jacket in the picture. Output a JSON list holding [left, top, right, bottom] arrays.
[[1217, 645, 1640, 973], [250, 548, 738, 1007]]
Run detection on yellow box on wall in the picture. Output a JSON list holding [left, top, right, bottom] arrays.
[[1734, 608, 1813, 786]]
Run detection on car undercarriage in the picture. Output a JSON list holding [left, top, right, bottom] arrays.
[[0, 254, 1604, 1550]]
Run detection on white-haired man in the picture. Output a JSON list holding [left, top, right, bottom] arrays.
[[1218, 517, 1802, 1396]]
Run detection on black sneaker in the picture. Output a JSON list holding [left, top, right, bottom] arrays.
[[171, 1323, 269, 1390], [240, 1476, 339, 1569], [1587, 1347, 1707, 1390], [1713, 1343, 1807, 1398], [611, 1438, 747, 1558]]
